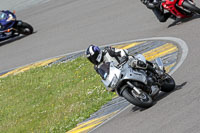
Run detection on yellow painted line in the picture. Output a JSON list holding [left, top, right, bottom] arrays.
[[113, 41, 146, 49], [0, 57, 62, 78], [67, 111, 118, 133], [68, 122, 102, 133], [143, 43, 178, 61], [120, 41, 146, 50], [112, 44, 125, 49]]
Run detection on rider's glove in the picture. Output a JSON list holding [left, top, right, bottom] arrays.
[[105, 46, 121, 57]]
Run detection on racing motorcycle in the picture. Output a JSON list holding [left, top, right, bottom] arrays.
[[100, 54, 175, 108], [161, 0, 200, 19], [0, 10, 33, 41]]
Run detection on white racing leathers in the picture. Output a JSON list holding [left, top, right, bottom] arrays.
[[95, 47, 128, 91]]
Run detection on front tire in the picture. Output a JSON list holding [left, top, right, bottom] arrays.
[[182, 0, 200, 14], [17, 22, 34, 35], [121, 85, 153, 108], [161, 73, 175, 92]]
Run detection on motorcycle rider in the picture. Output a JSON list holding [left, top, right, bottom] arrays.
[[0, 10, 16, 38], [86, 45, 160, 85], [0, 10, 15, 23], [141, 0, 172, 22]]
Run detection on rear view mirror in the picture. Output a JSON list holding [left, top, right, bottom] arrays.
[[155, 57, 164, 71]]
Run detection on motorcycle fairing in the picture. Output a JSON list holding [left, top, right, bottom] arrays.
[[102, 62, 121, 88], [121, 65, 148, 85], [0, 11, 16, 31], [162, 0, 184, 18], [162, 0, 193, 18]]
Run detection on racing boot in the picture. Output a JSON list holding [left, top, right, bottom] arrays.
[[150, 85, 160, 97]]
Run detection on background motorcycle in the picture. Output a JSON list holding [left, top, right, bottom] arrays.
[[0, 10, 33, 41], [161, 0, 200, 19], [101, 55, 175, 108]]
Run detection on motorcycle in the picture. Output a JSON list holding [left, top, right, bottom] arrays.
[[0, 10, 33, 41], [161, 0, 200, 19], [100, 54, 175, 108]]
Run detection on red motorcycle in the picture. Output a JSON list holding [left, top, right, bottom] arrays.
[[161, 0, 200, 18]]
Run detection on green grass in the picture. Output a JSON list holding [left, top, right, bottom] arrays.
[[0, 57, 116, 133]]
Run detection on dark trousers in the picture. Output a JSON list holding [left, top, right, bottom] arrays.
[[152, 8, 172, 22]]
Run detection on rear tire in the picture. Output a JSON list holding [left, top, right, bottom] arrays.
[[121, 85, 153, 108], [182, 0, 200, 14], [161, 73, 176, 92]]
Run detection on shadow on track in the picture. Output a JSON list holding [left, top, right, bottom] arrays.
[[154, 81, 187, 101], [0, 31, 37, 47], [168, 15, 200, 28], [131, 82, 187, 112], [0, 36, 26, 47]]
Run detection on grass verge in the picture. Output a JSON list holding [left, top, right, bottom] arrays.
[[0, 57, 116, 133]]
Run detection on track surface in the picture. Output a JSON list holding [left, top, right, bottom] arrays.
[[1, 0, 200, 133]]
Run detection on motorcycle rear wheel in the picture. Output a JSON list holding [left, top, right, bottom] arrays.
[[182, 0, 200, 14], [121, 85, 153, 108]]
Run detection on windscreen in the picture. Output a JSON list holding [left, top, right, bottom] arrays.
[[0, 12, 7, 20], [97, 62, 110, 80]]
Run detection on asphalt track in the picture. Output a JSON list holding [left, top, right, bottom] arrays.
[[0, 0, 49, 11], [1, 0, 200, 133]]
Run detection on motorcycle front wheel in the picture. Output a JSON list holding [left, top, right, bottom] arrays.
[[17, 21, 34, 35], [121, 85, 153, 108], [182, 0, 200, 14], [160, 73, 176, 92]]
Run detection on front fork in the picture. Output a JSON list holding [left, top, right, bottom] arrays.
[[127, 81, 142, 95]]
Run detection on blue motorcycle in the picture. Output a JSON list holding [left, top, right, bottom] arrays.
[[0, 10, 33, 41]]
